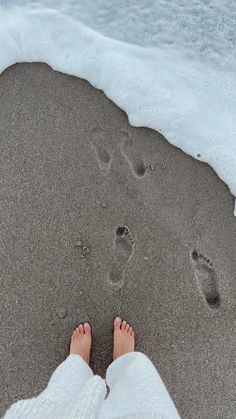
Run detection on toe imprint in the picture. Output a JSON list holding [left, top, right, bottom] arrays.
[[191, 249, 221, 309], [108, 226, 135, 290]]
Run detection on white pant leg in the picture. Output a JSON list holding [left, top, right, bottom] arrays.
[[40, 354, 93, 403], [98, 352, 181, 419]]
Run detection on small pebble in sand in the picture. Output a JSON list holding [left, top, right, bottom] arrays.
[[57, 307, 68, 319], [74, 240, 82, 247], [102, 202, 107, 208], [82, 246, 91, 254]]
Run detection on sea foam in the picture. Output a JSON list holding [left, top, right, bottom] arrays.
[[0, 1, 236, 212]]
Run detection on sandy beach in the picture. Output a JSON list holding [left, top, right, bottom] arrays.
[[0, 63, 235, 418]]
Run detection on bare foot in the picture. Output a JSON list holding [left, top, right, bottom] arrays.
[[70, 322, 92, 364], [113, 317, 135, 360]]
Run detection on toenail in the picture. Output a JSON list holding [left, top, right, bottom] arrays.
[[115, 317, 121, 321], [84, 322, 89, 327]]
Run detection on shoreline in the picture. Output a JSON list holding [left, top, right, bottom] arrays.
[[0, 63, 235, 418]]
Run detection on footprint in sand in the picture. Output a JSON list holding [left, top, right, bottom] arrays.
[[191, 249, 221, 309], [120, 131, 153, 178], [90, 128, 112, 176], [108, 226, 135, 290]]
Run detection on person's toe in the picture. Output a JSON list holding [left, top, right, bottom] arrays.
[[79, 324, 84, 335], [114, 317, 122, 330], [84, 322, 91, 336], [121, 320, 127, 331], [75, 327, 79, 337], [129, 326, 133, 335], [125, 323, 130, 332]]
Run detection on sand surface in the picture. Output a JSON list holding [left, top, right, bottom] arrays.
[[0, 63, 235, 418]]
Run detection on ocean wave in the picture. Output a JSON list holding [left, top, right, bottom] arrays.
[[0, 1, 235, 212]]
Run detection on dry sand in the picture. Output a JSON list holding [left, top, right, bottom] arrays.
[[0, 63, 235, 418]]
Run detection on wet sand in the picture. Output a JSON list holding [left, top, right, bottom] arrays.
[[0, 63, 235, 418]]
